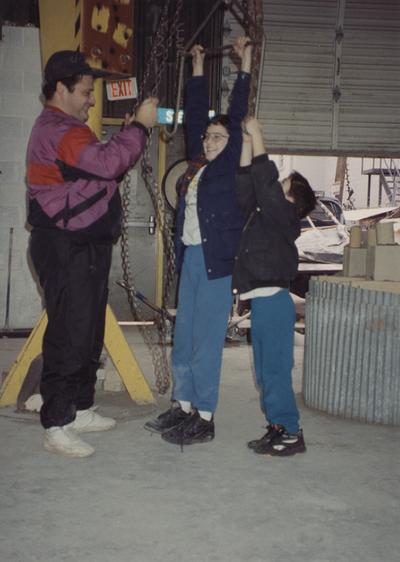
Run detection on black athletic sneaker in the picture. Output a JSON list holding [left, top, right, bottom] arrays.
[[144, 405, 191, 434], [247, 424, 283, 450], [161, 411, 215, 445], [254, 427, 306, 456]]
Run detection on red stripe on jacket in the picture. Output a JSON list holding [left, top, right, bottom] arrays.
[[58, 126, 96, 167], [27, 162, 64, 185]]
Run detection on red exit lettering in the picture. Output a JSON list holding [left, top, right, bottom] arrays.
[[106, 78, 137, 101]]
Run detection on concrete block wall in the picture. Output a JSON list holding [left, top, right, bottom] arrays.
[[0, 26, 44, 329]]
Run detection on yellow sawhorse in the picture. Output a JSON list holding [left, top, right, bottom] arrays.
[[0, 305, 154, 407]]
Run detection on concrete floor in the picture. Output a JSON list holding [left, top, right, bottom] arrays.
[[0, 328, 399, 562]]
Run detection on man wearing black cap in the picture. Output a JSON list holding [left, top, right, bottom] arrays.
[[26, 50, 158, 458]]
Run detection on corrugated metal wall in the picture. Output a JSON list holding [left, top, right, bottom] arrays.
[[224, 0, 400, 156], [303, 279, 400, 425]]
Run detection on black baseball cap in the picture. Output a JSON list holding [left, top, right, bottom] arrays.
[[44, 50, 111, 82]]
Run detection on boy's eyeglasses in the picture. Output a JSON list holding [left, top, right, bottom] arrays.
[[201, 133, 229, 142]]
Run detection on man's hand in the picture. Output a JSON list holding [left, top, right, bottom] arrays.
[[126, 97, 159, 129], [233, 36, 252, 73], [190, 44, 205, 77]]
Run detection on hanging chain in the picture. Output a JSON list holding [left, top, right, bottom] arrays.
[[246, 0, 264, 116], [120, 0, 183, 395], [343, 162, 355, 210]]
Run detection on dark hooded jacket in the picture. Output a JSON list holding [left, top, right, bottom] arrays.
[[175, 71, 250, 279], [232, 154, 301, 294]]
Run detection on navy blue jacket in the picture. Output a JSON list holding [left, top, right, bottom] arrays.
[[232, 154, 301, 294], [175, 71, 250, 279]]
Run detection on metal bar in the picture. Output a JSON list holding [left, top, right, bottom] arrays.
[[155, 127, 167, 307], [227, 0, 258, 31], [161, 53, 185, 140], [318, 200, 341, 226], [118, 321, 155, 326], [253, 34, 265, 117], [4, 227, 13, 332], [116, 280, 175, 322], [182, 0, 226, 53], [228, 311, 251, 329], [181, 40, 259, 57], [227, 4, 249, 31], [367, 175, 371, 207]]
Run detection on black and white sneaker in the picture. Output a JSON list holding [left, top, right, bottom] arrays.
[[144, 404, 191, 434], [161, 411, 215, 446], [247, 424, 282, 450], [254, 427, 306, 457]]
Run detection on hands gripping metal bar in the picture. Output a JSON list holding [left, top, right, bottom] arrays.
[[162, 0, 264, 140]]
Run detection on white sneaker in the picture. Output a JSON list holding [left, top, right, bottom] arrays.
[[67, 409, 116, 433], [44, 427, 95, 458]]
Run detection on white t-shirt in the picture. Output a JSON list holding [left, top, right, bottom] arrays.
[[182, 166, 206, 246], [240, 287, 282, 300]]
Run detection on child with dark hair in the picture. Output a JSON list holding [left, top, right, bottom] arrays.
[[232, 117, 316, 457], [285, 171, 317, 219]]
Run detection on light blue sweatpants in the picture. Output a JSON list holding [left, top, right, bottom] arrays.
[[172, 245, 233, 413]]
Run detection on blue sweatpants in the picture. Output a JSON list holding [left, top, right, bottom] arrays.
[[172, 245, 233, 413], [251, 290, 300, 434]]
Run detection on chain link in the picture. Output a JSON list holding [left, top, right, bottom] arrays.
[[246, 0, 264, 116], [343, 162, 355, 210], [120, 0, 183, 395]]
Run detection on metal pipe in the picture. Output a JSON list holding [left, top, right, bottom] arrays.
[[182, 0, 226, 53], [4, 227, 13, 332], [180, 40, 259, 57], [116, 280, 175, 322], [160, 53, 185, 141]]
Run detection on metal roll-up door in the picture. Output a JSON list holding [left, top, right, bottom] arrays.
[[222, 0, 400, 156], [338, 0, 400, 154]]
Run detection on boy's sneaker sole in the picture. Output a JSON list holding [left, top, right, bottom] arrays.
[[267, 442, 306, 457], [254, 428, 306, 457]]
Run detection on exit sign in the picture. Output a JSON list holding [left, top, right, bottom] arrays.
[[106, 77, 138, 101]]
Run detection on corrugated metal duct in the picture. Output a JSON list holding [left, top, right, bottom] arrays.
[[223, 0, 400, 156], [303, 278, 400, 425]]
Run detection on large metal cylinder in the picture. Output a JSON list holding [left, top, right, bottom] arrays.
[[303, 278, 400, 425]]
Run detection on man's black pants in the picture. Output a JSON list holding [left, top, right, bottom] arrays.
[[30, 230, 112, 429]]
